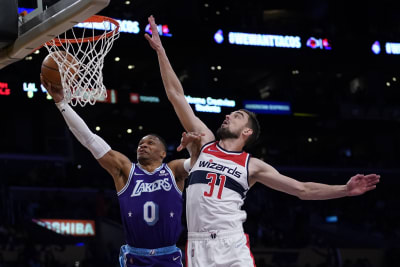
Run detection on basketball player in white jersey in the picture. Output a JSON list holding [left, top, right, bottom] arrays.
[[145, 15, 381, 267]]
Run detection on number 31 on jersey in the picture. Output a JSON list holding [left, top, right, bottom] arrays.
[[204, 173, 226, 199]]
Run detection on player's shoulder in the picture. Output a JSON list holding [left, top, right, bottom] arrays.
[[248, 157, 261, 169], [249, 156, 274, 166], [166, 159, 185, 170], [249, 157, 261, 163], [248, 157, 276, 174], [166, 159, 188, 184]]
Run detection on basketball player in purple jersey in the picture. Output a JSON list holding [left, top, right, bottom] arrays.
[[41, 77, 200, 267], [145, 16, 381, 267]]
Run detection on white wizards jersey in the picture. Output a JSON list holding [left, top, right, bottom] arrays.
[[186, 141, 250, 232]]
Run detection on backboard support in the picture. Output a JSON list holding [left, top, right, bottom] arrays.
[[0, 0, 110, 70]]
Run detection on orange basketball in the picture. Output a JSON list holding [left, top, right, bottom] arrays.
[[41, 51, 78, 86]]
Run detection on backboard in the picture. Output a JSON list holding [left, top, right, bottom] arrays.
[[0, 0, 110, 70]]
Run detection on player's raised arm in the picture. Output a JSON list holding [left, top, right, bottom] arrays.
[[41, 75, 132, 191], [177, 131, 203, 167], [249, 157, 380, 200], [167, 132, 204, 191], [145, 15, 214, 145]]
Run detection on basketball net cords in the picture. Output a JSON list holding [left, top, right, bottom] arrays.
[[44, 20, 119, 106]]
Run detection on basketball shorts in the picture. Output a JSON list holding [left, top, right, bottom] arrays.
[[119, 244, 183, 267], [186, 229, 256, 267]]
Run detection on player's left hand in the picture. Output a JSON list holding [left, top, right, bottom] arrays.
[[177, 132, 204, 152], [144, 15, 163, 52], [346, 174, 380, 196]]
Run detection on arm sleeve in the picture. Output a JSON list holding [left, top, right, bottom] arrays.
[[55, 101, 111, 159]]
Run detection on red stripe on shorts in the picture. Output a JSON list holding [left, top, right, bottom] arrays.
[[245, 233, 256, 266]]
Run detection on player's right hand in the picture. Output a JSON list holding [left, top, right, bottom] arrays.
[[40, 74, 64, 103], [177, 132, 204, 152], [144, 15, 164, 52]]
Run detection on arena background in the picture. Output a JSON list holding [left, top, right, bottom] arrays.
[[0, 0, 399, 266]]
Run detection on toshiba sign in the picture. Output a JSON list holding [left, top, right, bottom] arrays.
[[33, 219, 96, 236]]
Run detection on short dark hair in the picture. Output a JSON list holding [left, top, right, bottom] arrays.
[[146, 133, 167, 152], [240, 109, 260, 148]]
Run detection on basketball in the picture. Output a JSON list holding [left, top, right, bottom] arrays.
[[41, 51, 78, 86]]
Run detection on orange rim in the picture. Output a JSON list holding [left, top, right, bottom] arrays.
[[45, 15, 120, 46]]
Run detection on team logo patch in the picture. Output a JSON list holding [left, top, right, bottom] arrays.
[[159, 169, 168, 176]]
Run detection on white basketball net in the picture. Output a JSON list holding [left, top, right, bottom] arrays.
[[44, 16, 120, 106]]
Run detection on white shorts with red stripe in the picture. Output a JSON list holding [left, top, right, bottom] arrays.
[[186, 229, 256, 267]]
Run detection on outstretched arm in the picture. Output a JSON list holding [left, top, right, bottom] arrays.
[[145, 15, 214, 146], [249, 157, 380, 200], [41, 76, 132, 192], [177, 131, 203, 167], [168, 132, 204, 191]]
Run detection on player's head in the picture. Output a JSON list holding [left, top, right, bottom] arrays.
[[137, 134, 167, 163], [216, 109, 260, 148]]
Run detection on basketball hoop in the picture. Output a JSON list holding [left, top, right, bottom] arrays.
[[44, 15, 120, 106]]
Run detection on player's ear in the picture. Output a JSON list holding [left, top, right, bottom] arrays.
[[243, 127, 253, 137], [161, 150, 166, 159]]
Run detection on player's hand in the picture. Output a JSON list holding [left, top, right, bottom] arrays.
[[177, 132, 204, 152], [144, 15, 164, 52], [346, 174, 380, 196], [40, 74, 64, 103]]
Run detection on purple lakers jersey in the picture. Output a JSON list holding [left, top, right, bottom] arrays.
[[118, 163, 183, 249]]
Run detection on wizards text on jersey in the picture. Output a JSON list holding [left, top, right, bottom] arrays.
[[198, 160, 242, 178]]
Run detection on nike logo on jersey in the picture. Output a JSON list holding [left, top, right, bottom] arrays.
[[173, 256, 180, 261], [198, 160, 242, 178], [130, 178, 172, 197]]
